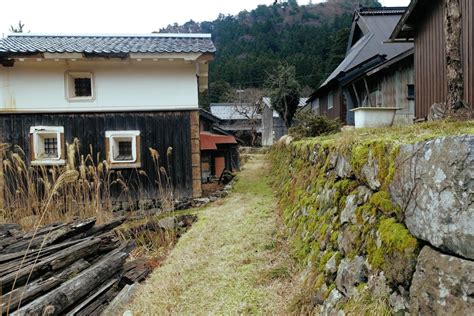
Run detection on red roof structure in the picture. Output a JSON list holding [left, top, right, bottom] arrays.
[[200, 132, 237, 150]]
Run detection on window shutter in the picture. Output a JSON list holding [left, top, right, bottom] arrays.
[[60, 133, 65, 160], [29, 133, 35, 161], [105, 137, 110, 164], [135, 135, 141, 165]]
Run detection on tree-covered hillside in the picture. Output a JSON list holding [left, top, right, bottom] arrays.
[[160, 0, 381, 101]]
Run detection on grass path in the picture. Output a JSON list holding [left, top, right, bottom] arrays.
[[128, 154, 298, 314]]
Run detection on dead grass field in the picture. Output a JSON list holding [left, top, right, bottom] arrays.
[[127, 154, 300, 314]]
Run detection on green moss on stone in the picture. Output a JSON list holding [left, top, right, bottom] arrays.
[[378, 218, 417, 254]]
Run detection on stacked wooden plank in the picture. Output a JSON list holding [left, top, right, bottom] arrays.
[[0, 217, 152, 316]]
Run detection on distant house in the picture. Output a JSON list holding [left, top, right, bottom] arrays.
[[261, 97, 308, 146], [0, 33, 216, 200], [199, 109, 239, 182], [307, 7, 414, 125], [210, 103, 262, 145], [390, 0, 474, 119]]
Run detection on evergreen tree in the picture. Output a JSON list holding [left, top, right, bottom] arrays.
[[266, 64, 301, 127]]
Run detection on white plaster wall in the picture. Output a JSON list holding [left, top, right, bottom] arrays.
[[0, 60, 199, 112]]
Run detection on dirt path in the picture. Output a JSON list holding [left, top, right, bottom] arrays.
[[128, 154, 298, 314]]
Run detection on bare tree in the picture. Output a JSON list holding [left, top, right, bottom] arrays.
[[225, 88, 264, 147], [10, 21, 25, 33]]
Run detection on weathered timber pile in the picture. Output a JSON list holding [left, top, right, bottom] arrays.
[[0, 217, 152, 315]]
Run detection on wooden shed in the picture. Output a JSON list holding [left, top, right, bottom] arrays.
[[391, 0, 474, 119], [199, 110, 240, 183]]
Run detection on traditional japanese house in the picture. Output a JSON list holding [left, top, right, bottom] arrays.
[[0, 33, 216, 200], [307, 7, 414, 125]]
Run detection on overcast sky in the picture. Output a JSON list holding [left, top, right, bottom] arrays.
[[0, 0, 410, 36]]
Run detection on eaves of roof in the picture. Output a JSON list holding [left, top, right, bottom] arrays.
[[390, 0, 420, 40]]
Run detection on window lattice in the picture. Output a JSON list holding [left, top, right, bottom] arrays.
[[74, 78, 92, 97], [44, 138, 58, 158], [117, 141, 133, 160]]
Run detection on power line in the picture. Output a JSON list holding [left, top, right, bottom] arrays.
[[212, 71, 326, 87]]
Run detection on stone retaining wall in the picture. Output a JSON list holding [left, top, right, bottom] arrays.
[[270, 133, 473, 314]]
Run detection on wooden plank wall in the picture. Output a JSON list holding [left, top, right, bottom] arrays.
[[0, 111, 194, 200], [462, 0, 474, 109], [319, 87, 345, 123], [415, 0, 474, 118]]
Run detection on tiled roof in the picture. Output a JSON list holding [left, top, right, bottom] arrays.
[[359, 7, 407, 15], [0, 34, 216, 55]]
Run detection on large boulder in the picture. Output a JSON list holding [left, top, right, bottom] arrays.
[[390, 135, 474, 260], [410, 246, 474, 315]]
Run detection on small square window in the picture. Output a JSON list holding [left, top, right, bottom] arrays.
[[65, 72, 94, 101], [106, 131, 141, 169], [29, 126, 65, 166]]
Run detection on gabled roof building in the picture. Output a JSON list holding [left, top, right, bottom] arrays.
[[0, 33, 215, 200], [307, 7, 414, 125]]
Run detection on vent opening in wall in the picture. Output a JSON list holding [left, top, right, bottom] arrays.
[[29, 126, 65, 166], [105, 131, 141, 169], [66, 72, 94, 101]]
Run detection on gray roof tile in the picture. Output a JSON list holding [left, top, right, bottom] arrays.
[[0, 34, 216, 55]]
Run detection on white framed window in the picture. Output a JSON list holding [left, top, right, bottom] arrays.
[[105, 131, 141, 169], [65, 71, 95, 101], [328, 92, 334, 110], [29, 126, 65, 166]]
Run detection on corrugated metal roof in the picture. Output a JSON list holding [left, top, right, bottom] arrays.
[[319, 10, 413, 90], [0, 34, 216, 54], [210, 103, 262, 121]]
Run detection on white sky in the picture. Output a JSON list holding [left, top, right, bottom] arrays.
[[0, 0, 410, 36]]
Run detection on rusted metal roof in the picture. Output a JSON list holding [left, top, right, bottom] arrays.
[[200, 132, 237, 151], [0, 34, 216, 55]]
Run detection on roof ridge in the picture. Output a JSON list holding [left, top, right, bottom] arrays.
[[6, 33, 212, 39], [358, 6, 407, 15]]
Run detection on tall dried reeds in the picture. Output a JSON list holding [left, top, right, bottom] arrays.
[[0, 141, 178, 229], [0, 139, 126, 228]]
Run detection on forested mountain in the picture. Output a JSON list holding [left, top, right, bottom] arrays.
[[159, 0, 382, 101]]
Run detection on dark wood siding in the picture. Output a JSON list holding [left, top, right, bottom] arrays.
[[0, 111, 193, 200], [462, 0, 474, 108], [414, 0, 474, 118], [320, 87, 345, 123]]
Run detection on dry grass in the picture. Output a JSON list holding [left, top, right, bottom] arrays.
[[127, 154, 301, 315], [0, 139, 121, 228], [0, 140, 175, 230], [294, 120, 474, 149]]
